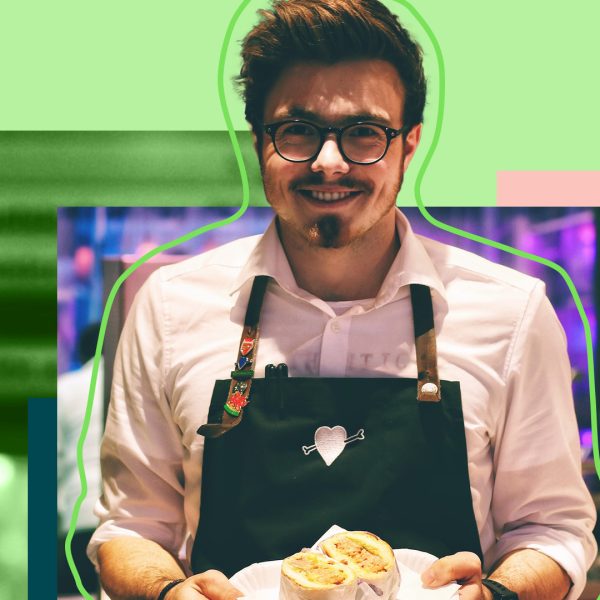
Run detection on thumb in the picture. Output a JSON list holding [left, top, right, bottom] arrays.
[[189, 569, 244, 600], [421, 552, 481, 587]]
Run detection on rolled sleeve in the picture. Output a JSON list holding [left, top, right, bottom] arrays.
[[486, 281, 597, 599], [87, 270, 186, 567]]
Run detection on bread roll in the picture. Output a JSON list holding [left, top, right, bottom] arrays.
[[319, 531, 399, 600], [280, 551, 358, 600]]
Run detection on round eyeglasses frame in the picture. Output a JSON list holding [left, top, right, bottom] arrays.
[[263, 119, 411, 165]]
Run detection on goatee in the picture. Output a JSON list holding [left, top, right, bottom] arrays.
[[307, 215, 342, 248]]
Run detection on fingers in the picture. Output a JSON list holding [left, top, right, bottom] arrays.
[[421, 552, 482, 588], [189, 569, 244, 600]]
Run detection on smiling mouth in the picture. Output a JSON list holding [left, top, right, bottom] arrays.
[[299, 190, 361, 202]]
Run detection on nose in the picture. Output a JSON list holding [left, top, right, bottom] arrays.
[[310, 135, 350, 176]]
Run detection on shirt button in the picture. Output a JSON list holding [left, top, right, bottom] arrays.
[[330, 320, 341, 333]]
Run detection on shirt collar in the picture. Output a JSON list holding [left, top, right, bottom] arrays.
[[229, 208, 448, 309], [229, 218, 302, 296], [375, 209, 448, 308]]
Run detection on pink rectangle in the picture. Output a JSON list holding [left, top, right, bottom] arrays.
[[497, 171, 600, 206]]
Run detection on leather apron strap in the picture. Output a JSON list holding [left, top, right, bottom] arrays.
[[198, 279, 442, 438], [197, 275, 269, 438], [411, 284, 442, 402]]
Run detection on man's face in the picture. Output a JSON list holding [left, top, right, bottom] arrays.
[[260, 60, 421, 249]]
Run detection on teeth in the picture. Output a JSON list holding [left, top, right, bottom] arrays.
[[309, 191, 354, 201]]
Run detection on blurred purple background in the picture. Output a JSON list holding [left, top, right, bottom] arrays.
[[57, 206, 597, 453]]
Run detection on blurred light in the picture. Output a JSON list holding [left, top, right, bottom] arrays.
[[580, 428, 593, 449], [578, 223, 595, 245], [74, 245, 95, 279], [135, 241, 158, 258], [0, 454, 15, 488], [520, 232, 539, 253]]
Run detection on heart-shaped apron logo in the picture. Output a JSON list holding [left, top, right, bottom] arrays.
[[314, 425, 348, 466], [301, 426, 365, 466]]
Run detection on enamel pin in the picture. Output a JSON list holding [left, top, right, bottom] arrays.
[[224, 391, 249, 417], [233, 381, 248, 394], [236, 356, 252, 370], [240, 337, 255, 356]]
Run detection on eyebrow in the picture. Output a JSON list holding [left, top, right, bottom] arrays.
[[275, 106, 394, 127]]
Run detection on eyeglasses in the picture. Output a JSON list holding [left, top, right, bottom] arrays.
[[263, 119, 410, 165]]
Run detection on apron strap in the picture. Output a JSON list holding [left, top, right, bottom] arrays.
[[199, 278, 441, 437], [410, 284, 441, 402], [197, 276, 270, 438]]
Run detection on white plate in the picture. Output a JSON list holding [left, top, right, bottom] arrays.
[[231, 549, 460, 600]]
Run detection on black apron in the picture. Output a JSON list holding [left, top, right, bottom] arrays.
[[192, 276, 482, 577]]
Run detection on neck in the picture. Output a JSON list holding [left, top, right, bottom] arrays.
[[278, 216, 400, 301]]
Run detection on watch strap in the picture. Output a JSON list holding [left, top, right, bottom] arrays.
[[482, 578, 519, 599]]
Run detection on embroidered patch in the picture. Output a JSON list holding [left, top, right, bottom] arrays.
[[302, 426, 365, 466]]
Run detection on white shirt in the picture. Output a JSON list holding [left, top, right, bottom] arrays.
[[89, 210, 596, 599]]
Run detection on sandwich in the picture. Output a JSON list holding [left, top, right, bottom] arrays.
[[280, 551, 358, 600], [319, 531, 400, 600]]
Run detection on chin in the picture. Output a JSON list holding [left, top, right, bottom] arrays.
[[304, 216, 357, 249]]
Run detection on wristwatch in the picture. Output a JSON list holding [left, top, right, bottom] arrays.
[[482, 578, 519, 599]]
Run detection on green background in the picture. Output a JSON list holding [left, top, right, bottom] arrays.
[[0, 1, 599, 598], [1, 0, 599, 204]]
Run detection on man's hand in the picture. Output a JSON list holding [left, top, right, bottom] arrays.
[[98, 538, 243, 600], [166, 570, 243, 600], [421, 552, 491, 600], [421, 548, 573, 600]]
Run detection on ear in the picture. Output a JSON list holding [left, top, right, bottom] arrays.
[[402, 123, 422, 171]]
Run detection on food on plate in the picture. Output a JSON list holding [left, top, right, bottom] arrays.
[[280, 551, 358, 600], [319, 531, 400, 600]]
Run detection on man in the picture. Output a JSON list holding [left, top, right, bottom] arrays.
[[89, 1, 597, 599]]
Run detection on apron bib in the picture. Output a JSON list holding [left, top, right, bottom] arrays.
[[192, 277, 482, 576]]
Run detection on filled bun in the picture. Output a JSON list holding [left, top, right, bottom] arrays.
[[319, 531, 399, 600], [280, 551, 358, 600]]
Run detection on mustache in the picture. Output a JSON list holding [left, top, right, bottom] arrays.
[[290, 175, 373, 194]]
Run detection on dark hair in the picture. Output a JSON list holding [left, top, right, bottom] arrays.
[[238, 0, 426, 136]]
